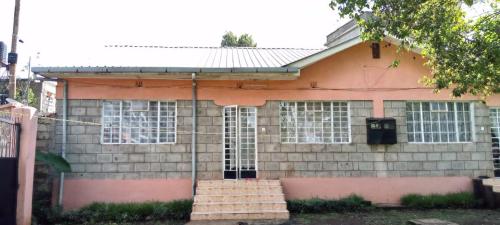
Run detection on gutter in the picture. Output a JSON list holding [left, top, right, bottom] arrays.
[[58, 79, 68, 206], [31, 66, 299, 74], [191, 73, 197, 197]]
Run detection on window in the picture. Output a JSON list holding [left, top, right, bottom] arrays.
[[102, 100, 176, 144], [406, 102, 472, 143], [490, 108, 500, 171], [280, 101, 350, 143]]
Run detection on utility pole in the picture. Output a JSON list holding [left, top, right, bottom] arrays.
[[8, 0, 21, 99]]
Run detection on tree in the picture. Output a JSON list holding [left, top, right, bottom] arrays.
[[221, 32, 257, 47], [237, 33, 257, 47], [221, 31, 238, 47], [16, 86, 36, 106], [329, 0, 499, 98]]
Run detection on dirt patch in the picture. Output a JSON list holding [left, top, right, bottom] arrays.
[[288, 209, 500, 225]]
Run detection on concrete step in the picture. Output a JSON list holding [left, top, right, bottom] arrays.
[[482, 179, 500, 193], [198, 180, 281, 187], [194, 194, 285, 203], [191, 210, 290, 220], [483, 178, 500, 187], [196, 186, 283, 195], [193, 202, 287, 212], [191, 180, 290, 221]]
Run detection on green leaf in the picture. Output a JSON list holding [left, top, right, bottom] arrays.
[[389, 59, 401, 68], [329, 0, 500, 98], [36, 151, 72, 173], [463, 0, 473, 6]]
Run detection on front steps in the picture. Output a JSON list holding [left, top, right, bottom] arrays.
[[483, 178, 500, 192], [190, 180, 290, 221]]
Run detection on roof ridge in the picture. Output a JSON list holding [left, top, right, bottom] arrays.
[[103, 45, 323, 50]]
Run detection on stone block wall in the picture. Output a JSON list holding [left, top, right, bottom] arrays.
[[33, 115, 56, 213], [56, 100, 223, 180], [383, 100, 493, 177], [257, 100, 494, 178], [54, 99, 494, 180], [257, 101, 377, 178]]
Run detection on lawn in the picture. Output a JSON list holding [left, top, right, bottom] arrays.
[[290, 209, 500, 225], [68, 209, 500, 225]]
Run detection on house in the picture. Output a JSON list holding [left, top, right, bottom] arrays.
[[32, 19, 500, 220], [0, 77, 57, 114]]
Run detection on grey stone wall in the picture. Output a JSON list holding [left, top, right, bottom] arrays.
[[257, 101, 376, 179], [56, 100, 223, 179], [55, 99, 494, 180], [257, 100, 493, 178], [34, 115, 56, 209], [383, 101, 493, 177]]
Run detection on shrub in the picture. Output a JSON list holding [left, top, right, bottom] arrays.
[[48, 200, 193, 224], [400, 192, 478, 209], [287, 195, 372, 214]]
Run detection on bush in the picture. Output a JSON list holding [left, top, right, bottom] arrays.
[[287, 195, 372, 214], [400, 192, 478, 209], [47, 200, 193, 224]]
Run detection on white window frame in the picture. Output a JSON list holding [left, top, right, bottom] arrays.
[[406, 101, 473, 144], [279, 101, 351, 144], [101, 100, 177, 144], [490, 107, 500, 172]]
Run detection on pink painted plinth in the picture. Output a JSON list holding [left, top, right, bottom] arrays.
[[281, 177, 472, 204], [63, 179, 192, 210]]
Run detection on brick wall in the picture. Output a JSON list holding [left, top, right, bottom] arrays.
[[55, 99, 494, 180]]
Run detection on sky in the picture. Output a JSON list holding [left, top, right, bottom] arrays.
[[0, 0, 346, 76], [0, 0, 492, 78]]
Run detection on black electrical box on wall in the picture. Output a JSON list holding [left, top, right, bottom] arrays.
[[366, 118, 397, 144]]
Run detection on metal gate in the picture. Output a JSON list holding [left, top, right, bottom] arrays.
[[0, 117, 21, 225], [222, 106, 257, 179], [491, 108, 500, 177]]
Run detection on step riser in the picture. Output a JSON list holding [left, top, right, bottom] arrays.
[[197, 186, 282, 190], [193, 203, 287, 212], [195, 195, 285, 203], [196, 190, 283, 195], [194, 195, 284, 203], [198, 180, 281, 186], [191, 212, 289, 220]]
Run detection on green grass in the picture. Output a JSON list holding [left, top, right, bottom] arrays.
[[292, 209, 500, 225], [400, 192, 478, 209], [287, 195, 372, 214], [47, 200, 192, 225]]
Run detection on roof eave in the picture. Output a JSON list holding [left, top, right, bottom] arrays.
[[31, 66, 301, 80]]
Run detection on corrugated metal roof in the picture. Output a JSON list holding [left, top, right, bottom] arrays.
[[37, 45, 322, 68]]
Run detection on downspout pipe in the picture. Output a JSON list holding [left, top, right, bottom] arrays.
[[191, 73, 197, 197], [58, 79, 68, 206]]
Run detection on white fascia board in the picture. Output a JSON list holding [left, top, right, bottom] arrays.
[[287, 36, 363, 68], [288, 35, 422, 69]]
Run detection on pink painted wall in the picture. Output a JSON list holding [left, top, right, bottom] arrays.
[[281, 177, 472, 204], [62, 179, 192, 210], [0, 103, 38, 225], [55, 42, 500, 115], [62, 177, 472, 209]]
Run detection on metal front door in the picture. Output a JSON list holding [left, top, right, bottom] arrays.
[[490, 108, 500, 177], [0, 118, 21, 225], [223, 106, 257, 179]]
